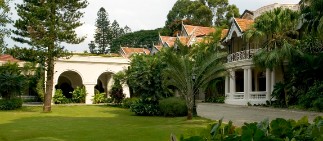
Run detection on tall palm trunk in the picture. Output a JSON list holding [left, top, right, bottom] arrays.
[[280, 63, 288, 107]]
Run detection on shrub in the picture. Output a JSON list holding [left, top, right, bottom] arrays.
[[313, 98, 323, 112], [0, 98, 23, 110], [159, 97, 187, 117], [130, 98, 160, 116], [299, 81, 323, 109], [122, 97, 139, 108], [93, 90, 106, 104], [71, 86, 87, 103], [205, 96, 225, 103], [53, 89, 69, 104]]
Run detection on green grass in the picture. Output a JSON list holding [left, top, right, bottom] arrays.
[[0, 105, 213, 141]]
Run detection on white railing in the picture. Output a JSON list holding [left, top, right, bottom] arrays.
[[249, 92, 267, 100], [227, 49, 260, 62], [233, 92, 244, 99]]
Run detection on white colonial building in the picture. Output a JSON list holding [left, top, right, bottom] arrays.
[[222, 3, 299, 105]]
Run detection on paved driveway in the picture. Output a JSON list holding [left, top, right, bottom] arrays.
[[197, 103, 323, 126]]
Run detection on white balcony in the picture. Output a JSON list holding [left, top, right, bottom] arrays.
[[227, 49, 260, 63]]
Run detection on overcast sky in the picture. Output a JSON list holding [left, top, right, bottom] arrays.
[[6, 0, 300, 52]]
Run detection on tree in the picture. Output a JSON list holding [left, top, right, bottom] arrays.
[[164, 0, 240, 35], [0, 63, 26, 100], [110, 29, 159, 53], [13, 0, 88, 112], [300, 0, 323, 38], [0, 0, 11, 51], [88, 41, 97, 54], [111, 20, 124, 40], [162, 29, 227, 120], [245, 8, 301, 106], [93, 7, 111, 54]]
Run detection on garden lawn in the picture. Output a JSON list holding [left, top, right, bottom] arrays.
[[0, 105, 213, 141]]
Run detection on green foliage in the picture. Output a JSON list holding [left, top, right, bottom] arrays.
[[0, 63, 27, 100], [92, 90, 106, 104], [122, 97, 139, 108], [299, 81, 323, 110], [179, 116, 323, 141], [53, 89, 69, 104], [130, 98, 161, 116], [159, 97, 187, 117], [36, 76, 45, 102], [110, 29, 159, 53], [205, 96, 225, 103], [110, 72, 126, 104], [71, 86, 87, 103], [0, 0, 10, 49], [126, 54, 170, 99], [0, 98, 23, 110], [164, 0, 240, 35]]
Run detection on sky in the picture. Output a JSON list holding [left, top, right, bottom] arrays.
[[5, 0, 300, 52]]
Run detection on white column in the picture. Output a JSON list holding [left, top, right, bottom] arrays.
[[122, 84, 130, 98], [248, 68, 252, 100], [85, 84, 96, 104], [229, 70, 236, 99], [266, 69, 271, 100], [106, 75, 114, 97], [271, 69, 275, 93], [243, 68, 248, 100], [225, 76, 229, 95]]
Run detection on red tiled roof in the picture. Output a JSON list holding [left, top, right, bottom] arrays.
[[120, 47, 150, 58], [160, 36, 177, 47], [234, 18, 254, 32], [0, 54, 21, 62], [177, 36, 189, 45], [184, 25, 216, 37], [154, 45, 163, 51], [221, 29, 229, 39]]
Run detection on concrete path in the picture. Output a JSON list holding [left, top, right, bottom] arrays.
[[197, 103, 323, 126]]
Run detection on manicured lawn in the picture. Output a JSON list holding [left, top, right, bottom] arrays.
[[0, 105, 213, 141]]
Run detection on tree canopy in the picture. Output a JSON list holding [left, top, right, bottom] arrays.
[[0, 0, 10, 52], [110, 29, 159, 53], [163, 0, 240, 36]]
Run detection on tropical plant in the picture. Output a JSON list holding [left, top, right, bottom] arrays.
[[92, 89, 106, 104], [162, 35, 227, 119], [71, 86, 87, 103], [179, 116, 323, 141], [53, 89, 68, 104], [13, 0, 88, 112]]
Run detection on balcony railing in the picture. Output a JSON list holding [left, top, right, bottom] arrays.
[[227, 49, 260, 62]]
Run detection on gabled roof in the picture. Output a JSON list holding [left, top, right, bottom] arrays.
[[223, 18, 254, 42], [0, 54, 21, 63], [160, 36, 177, 47], [183, 25, 215, 37], [234, 18, 254, 32], [120, 47, 150, 58]]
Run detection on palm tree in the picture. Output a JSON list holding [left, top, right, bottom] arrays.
[[244, 8, 301, 106], [162, 31, 227, 119], [300, 0, 323, 38]]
